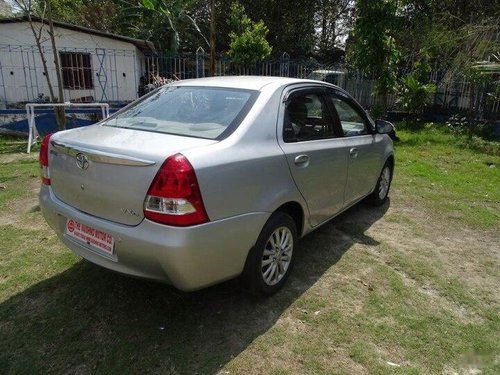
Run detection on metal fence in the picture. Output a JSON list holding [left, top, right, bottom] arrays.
[[143, 50, 499, 119], [143, 50, 392, 109], [1, 44, 498, 120]]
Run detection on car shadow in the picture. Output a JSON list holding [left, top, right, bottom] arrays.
[[0, 200, 389, 374]]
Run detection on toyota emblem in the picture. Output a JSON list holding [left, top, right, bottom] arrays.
[[75, 153, 89, 170]]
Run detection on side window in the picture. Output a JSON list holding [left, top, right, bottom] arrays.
[[284, 93, 335, 142], [329, 95, 369, 137]]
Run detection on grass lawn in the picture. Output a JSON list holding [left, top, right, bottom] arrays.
[[0, 127, 499, 374]]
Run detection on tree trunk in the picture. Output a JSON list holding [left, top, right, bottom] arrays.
[[209, 0, 216, 77], [27, 16, 56, 102], [321, 0, 327, 47], [46, 0, 66, 130]]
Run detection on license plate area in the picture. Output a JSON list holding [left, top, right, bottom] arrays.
[[65, 218, 114, 255]]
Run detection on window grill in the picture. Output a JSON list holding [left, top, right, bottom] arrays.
[[60, 52, 93, 89]]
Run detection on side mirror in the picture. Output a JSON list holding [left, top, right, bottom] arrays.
[[375, 119, 399, 141], [375, 119, 394, 134]]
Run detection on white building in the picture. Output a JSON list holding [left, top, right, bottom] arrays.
[[0, 17, 156, 105]]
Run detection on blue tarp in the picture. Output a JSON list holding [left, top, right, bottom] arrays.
[[1, 113, 95, 136], [0, 108, 120, 137]]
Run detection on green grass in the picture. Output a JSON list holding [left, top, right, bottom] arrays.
[[0, 130, 499, 374], [0, 136, 32, 154], [394, 124, 500, 228]]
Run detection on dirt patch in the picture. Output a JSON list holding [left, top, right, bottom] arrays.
[[0, 177, 44, 231], [359, 189, 499, 323]]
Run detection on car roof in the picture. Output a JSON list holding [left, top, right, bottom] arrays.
[[173, 76, 322, 91]]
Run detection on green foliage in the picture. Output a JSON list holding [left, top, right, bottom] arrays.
[[236, 0, 316, 57], [397, 52, 436, 127], [412, 49, 432, 82], [348, 0, 400, 112], [34, 0, 208, 53], [315, 0, 354, 60], [397, 74, 436, 120], [0, 0, 13, 17], [227, 2, 272, 68], [447, 114, 498, 142], [446, 114, 469, 136], [31, 0, 124, 33], [135, 0, 208, 53], [368, 104, 384, 120], [462, 63, 495, 87], [421, 2, 499, 73]]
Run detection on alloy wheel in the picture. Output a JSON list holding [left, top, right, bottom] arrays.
[[261, 226, 293, 286]]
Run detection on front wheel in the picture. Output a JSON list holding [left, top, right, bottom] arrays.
[[243, 212, 297, 296], [369, 162, 393, 206]]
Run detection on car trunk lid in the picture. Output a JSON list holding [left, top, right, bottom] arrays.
[[48, 125, 216, 226]]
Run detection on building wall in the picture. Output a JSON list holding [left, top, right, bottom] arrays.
[[0, 22, 143, 104]]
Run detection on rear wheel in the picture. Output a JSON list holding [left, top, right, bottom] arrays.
[[369, 162, 393, 206], [244, 212, 297, 296]]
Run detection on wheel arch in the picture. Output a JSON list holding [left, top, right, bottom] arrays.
[[274, 201, 305, 238], [386, 154, 395, 170], [386, 154, 395, 173]]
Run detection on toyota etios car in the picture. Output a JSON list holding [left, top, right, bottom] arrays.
[[39, 76, 394, 295]]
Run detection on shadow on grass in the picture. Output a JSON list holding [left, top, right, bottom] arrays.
[[0, 200, 389, 374]]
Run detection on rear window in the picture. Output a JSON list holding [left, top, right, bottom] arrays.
[[103, 86, 258, 139]]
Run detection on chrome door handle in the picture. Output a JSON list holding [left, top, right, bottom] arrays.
[[294, 154, 309, 167], [349, 148, 358, 158]]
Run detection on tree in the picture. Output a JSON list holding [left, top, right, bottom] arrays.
[[314, 0, 354, 61], [134, 0, 208, 53], [245, 0, 316, 57], [14, 0, 66, 130], [0, 0, 13, 17], [29, 0, 135, 40], [208, 0, 215, 76], [348, 0, 400, 115], [34, 0, 125, 33], [227, 2, 272, 69]]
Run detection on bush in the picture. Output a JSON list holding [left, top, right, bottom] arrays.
[[227, 2, 272, 68], [396, 74, 436, 126], [447, 114, 498, 140]]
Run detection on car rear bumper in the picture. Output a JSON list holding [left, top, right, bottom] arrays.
[[39, 185, 270, 291]]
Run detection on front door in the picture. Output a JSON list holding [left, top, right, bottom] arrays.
[[278, 89, 348, 227], [326, 91, 382, 206]]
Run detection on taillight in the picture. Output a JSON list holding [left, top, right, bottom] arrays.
[[144, 154, 209, 226], [39, 133, 54, 185]]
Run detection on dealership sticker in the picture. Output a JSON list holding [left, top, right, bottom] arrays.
[[65, 218, 114, 255]]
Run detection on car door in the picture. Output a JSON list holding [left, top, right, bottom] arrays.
[[326, 90, 383, 206], [278, 87, 348, 227]]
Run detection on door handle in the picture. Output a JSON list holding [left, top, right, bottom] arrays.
[[294, 154, 309, 167], [349, 148, 358, 158]]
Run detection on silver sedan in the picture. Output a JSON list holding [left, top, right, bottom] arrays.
[[39, 76, 394, 295]]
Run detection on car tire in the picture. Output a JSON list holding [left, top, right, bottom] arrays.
[[369, 161, 393, 206], [244, 212, 297, 296]]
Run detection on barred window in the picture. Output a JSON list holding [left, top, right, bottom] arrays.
[[60, 52, 93, 89]]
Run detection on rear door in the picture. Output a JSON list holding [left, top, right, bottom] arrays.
[[278, 87, 348, 227]]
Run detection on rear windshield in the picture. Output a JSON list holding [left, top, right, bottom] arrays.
[[103, 86, 258, 140]]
